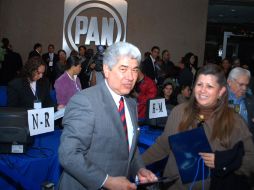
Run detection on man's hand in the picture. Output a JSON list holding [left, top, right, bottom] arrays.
[[137, 168, 158, 184], [103, 176, 136, 190], [199, 152, 215, 168]]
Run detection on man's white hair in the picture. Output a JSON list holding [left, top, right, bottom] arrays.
[[103, 42, 141, 69]]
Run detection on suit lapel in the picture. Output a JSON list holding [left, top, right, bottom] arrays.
[[99, 82, 129, 151], [24, 79, 37, 101], [125, 97, 139, 162], [99, 82, 139, 163]]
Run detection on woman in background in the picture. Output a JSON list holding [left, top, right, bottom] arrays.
[[8, 57, 53, 108], [220, 58, 232, 78], [161, 82, 177, 106], [54, 56, 82, 109], [55, 49, 67, 79], [177, 85, 191, 104], [178, 52, 195, 88]]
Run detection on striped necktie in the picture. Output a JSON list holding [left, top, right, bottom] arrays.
[[118, 97, 129, 147]]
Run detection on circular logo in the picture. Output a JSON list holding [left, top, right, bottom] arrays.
[[65, 1, 125, 51]]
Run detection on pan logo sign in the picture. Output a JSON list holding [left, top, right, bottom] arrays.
[[62, 0, 127, 54]]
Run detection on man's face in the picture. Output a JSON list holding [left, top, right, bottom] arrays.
[[228, 75, 249, 98], [163, 52, 170, 61], [151, 48, 160, 59], [37, 46, 42, 54], [48, 46, 54, 53], [104, 57, 139, 95], [79, 47, 86, 56], [190, 55, 195, 65]]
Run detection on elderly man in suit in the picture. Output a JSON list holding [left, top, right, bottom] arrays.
[[227, 67, 254, 135], [58, 42, 157, 190]]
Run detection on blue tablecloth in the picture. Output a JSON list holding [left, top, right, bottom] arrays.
[[0, 126, 165, 189], [138, 126, 163, 153], [138, 126, 168, 176], [0, 130, 62, 190]]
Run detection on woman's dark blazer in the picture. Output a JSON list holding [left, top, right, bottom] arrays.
[[7, 77, 53, 109]]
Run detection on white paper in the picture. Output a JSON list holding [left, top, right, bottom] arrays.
[[12, 145, 24, 153], [54, 108, 65, 120], [49, 61, 53, 66]]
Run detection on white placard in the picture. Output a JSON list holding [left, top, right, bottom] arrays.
[[148, 98, 168, 119], [28, 107, 54, 136]]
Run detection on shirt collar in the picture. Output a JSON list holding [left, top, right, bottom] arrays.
[[105, 80, 122, 108], [66, 71, 77, 81], [150, 55, 156, 63]]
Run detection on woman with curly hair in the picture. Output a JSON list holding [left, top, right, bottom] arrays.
[[7, 57, 53, 108]]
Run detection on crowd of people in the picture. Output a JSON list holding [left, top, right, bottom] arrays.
[[1, 38, 254, 189]]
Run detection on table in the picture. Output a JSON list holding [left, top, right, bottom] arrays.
[[138, 125, 163, 153], [0, 126, 165, 189], [138, 125, 168, 176], [0, 130, 62, 190]]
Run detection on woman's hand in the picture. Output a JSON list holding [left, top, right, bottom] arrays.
[[199, 152, 215, 168], [57, 104, 65, 110]]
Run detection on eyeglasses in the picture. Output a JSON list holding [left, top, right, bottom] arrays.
[[233, 78, 248, 89]]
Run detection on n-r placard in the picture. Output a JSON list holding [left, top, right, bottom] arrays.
[[28, 107, 54, 136], [148, 98, 167, 119]]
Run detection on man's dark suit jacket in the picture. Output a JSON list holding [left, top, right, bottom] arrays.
[[0, 48, 23, 85], [7, 77, 53, 109], [42, 53, 58, 86], [28, 50, 41, 59], [42, 53, 58, 67], [141, 57, 157, 81], [245, 94, 254, 134]]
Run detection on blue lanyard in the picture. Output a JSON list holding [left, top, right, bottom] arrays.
[[189, 157, 210, 190]]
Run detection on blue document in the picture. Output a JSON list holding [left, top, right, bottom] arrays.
[[168, 127, 212, 184]]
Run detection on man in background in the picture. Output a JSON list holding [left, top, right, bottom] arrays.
[[0, 38, 23, 85], [42, 44, 58, 88], [28, 43, 42, 59], [141, 46, 160, 83], [227, 67, 254, 135]]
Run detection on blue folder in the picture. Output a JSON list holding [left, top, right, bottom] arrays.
[[168, 127, 212, 184]]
